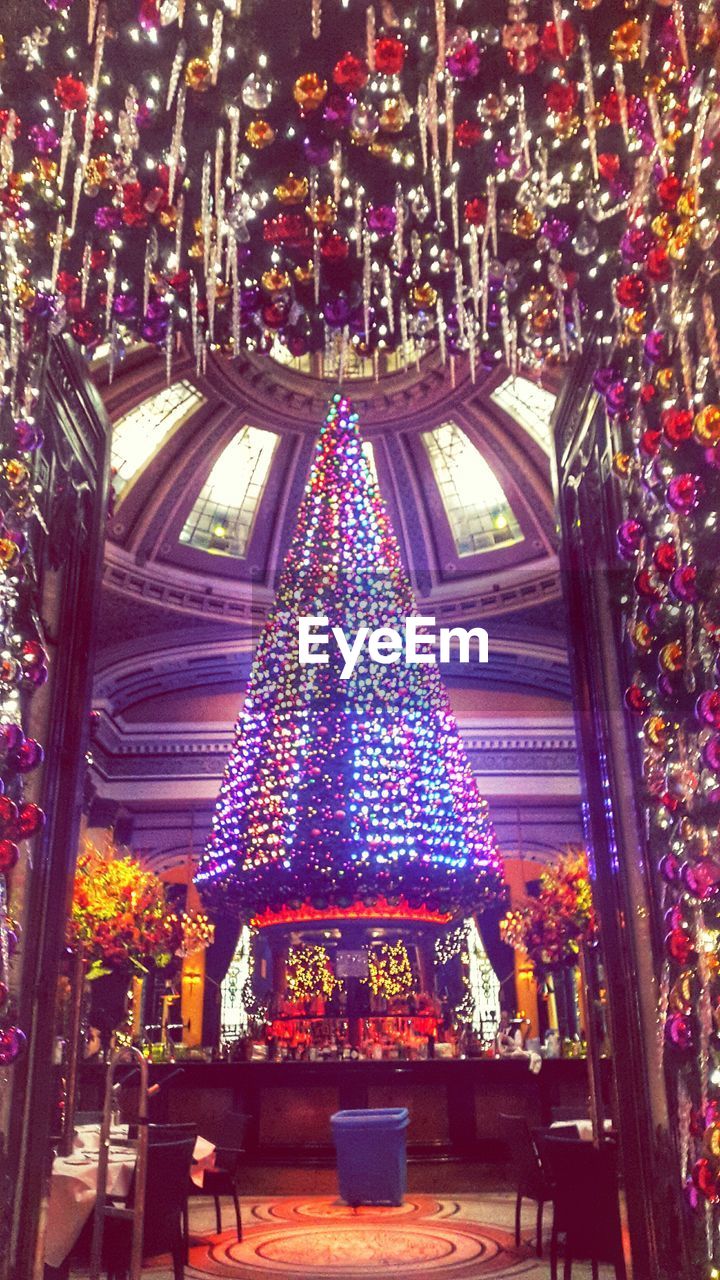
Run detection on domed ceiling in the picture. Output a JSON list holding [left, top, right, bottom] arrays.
[[98, 344, 561, 634]]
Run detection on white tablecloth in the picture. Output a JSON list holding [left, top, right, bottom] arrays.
[[45, 1125, 215, 1268], [550, 1118, 612, 1142]]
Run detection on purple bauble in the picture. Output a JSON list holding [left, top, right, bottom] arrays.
[[616, 518, 644, 559], [666, 473, 702, 514], [0, 1026, 26, 1066], [696, 690, 720, 729], [366, 205, 397, 237]]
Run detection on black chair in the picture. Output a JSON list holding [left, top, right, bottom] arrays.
[[190, 1112, 248, 1240], [148, 1122, 198, 1261], [535, 1134, 627, 1280], [499, 1113, 551, 1256], [103, 1134, 196, 1280]]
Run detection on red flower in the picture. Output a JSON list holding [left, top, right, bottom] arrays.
[[374, 36, 405, 74], [54, 75, 88, 112]]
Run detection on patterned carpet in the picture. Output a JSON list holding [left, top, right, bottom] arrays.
[[128, 1193, 618, 1280]]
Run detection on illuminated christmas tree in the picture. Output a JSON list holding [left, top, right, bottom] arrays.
[[196, 395, 504, 924]]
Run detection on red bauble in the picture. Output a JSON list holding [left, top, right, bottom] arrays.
[[539, 19, 577, 59], [54, 75, 88, 112], [454, 120, 482, 148], [464, 197, 487, 226], [598, 152, 621, 182], [661, 407, 693, 444], [657, 175, 682, 209], [374, 37, 405, 74], [0, 839, 19, 872], [333, 53, 368, 92], [18, 803, 45, 837], [544, 80, 578, 115], [646, 246, 671, 282], [615, 274, 647, 308]]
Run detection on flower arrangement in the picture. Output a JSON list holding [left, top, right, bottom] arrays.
[[69, 834, 181, 979], [285, 945, 338, 1000], [500, 848, 596, 975], [366, 941, 414, 999]]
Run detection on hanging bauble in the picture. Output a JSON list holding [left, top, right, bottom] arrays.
[[246, 120, 275, 149], [184, 58, 212, 92], [242, 73, 273, 111], [350, 104, 379, 144], [374, 35, 405, 73], [695, 405, 720, 446], [0, 1026, 26, 1065], [333, 52, 368, 92], [294, 73, 327, 110]]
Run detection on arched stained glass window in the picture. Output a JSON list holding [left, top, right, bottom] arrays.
[[179, 425, 278, 557], [111, 380, 205, 498], [422, 421, 522, 556], [490, 375, 556, 453]]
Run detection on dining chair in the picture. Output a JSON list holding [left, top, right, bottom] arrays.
[[189, 1112, 248, 1240], [499, 1113, 551, 1257], [535, 1133, 627, 1280], [148, 1122, 198, 1261], [102, 1134, 196, 1280]]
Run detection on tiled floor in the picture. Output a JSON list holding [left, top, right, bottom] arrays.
[[75, 1192, 618, 1279]]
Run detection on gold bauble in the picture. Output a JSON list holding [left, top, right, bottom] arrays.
[[84, 155, 112, 189], [512, 209, 540, 238], [293, 72, 327, 110], [625, 309, 647, 335], [379, 95, 412, 133], [307, 197, 336, 226], [651, 213, 672, 241], [261, 269, 290, 294], [32, 156, 58, 184], [411, 283, 438, 308], [610, 19, 642, 61], [656, 367, 674, 390], [246, 119, 275, 150], [185, 57, 212, 92], [695, 404, 720, 445], [274, 174, 308, 205], [294, 262, 314, 284]]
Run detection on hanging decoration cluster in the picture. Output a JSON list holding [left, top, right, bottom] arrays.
[[366, 940, 414, 998], [0, 0, 638, 383], [286, 944, 339, 999], [196, 394, 505, 921], [69, 833, 181, 977], [499, 846, 595, 975]]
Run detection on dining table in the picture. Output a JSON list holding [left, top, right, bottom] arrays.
[[44, 1123, 215, 1271]]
